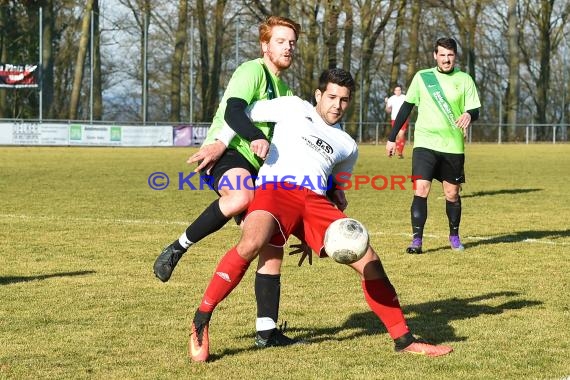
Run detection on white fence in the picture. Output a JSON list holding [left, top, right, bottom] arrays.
[[1, 120, 568, 146], [0, 121, 210, 147], [347, 122, 570, 145]]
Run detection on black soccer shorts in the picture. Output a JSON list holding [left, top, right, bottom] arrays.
[[411, 147, 465, 184]]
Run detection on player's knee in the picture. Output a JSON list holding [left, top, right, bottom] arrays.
[[443, 187, 460, 201], [413, 179, 430, 196], [351, 246, 377, 270], [236, 239, 264, 260], [414, 187, 430, 197], [223, 190, 254, 215]]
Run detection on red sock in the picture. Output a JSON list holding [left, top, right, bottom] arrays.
[[361, 278, 410, 339], [199, 247, 251, 313], [396, 139, 405, 155]]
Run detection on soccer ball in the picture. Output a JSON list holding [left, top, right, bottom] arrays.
[[324, 218, 369, 264]]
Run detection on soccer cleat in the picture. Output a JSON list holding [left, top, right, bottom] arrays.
[[397, 340, 453, 357], [189, 321, 210, 362], [255, 326, 299, 348], [153, 243, 186, 282], [449, 235, 465, 251], [398, 154, 404, 159], [406, 238, 423, 254]]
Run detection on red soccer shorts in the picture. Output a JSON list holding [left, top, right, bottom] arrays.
[[391, 119, 409, 133], [244, 182, 347, 256]]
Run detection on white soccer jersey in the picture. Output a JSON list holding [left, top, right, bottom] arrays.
[[221, 96, 358, 196], [250, 96, 358, 195], [387, 94, 406, 120]]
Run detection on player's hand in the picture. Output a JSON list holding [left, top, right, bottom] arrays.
[[289, 241, 313, 266], [385, 141, 396, 157], [250, 139, 270, 160], [187, 140, 226, 173], [329, 189, 348, 211], [455, 112, 472, 137]]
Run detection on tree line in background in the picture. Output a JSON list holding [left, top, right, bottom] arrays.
[[1, 0, 569, 141]]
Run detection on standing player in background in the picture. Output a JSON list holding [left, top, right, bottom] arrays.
[[384, 84, 409, 158], [385, 37, 481, 254], [153, 16, 302, 347]]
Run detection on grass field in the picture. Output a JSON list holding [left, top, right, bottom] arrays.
[[1, 144, 569, 380]]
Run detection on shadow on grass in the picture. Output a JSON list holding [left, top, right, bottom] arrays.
[[400, 291, 542, 343], [461, 188, 542, 198], [213, 291, 541, 361], [0, 270, 96, 285], [422, 229, 570, 254]]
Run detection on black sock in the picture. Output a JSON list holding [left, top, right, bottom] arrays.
[[394, 332, 416, 351], [193, 309, 212, 326], [446, 197, 461, 236], [255, 272, 281, 338], [411, 195, 427, 239], [185, 199, 231, 243]]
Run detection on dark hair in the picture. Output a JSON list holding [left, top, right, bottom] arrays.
[[317, 68, 355, 98], [434, 37, 458, 54]]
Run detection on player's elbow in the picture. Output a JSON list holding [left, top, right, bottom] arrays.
[[225, 98, 248, 120]]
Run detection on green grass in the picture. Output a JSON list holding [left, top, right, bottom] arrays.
[[1, 144, 569, 379]]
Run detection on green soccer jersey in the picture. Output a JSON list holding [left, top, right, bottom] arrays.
[[406, 67, 481, 154], [203, 58, 293, 169]]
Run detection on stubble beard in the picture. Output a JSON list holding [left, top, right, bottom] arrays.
[[267, 50, 293, 71]]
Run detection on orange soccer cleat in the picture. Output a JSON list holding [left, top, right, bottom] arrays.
[[189, 321, 210, 362], [398, 340, 453, 357]]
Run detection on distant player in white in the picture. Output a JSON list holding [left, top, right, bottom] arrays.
[[189, 68, 453, 363], [385, 84, 409, 158]]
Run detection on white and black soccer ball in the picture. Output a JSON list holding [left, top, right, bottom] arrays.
[[324, 218, 369, 264]]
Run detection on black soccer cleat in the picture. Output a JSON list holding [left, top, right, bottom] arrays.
[[255, 325, 300, 348], [153, 243, 185, 282]]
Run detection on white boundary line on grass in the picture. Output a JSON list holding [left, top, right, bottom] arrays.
[[0, 213, 188, 226], [1, 213, 569, 246]]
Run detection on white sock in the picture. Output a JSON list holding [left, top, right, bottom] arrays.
[[178, 232, 193, 249], [256, 317, 276, 332]]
